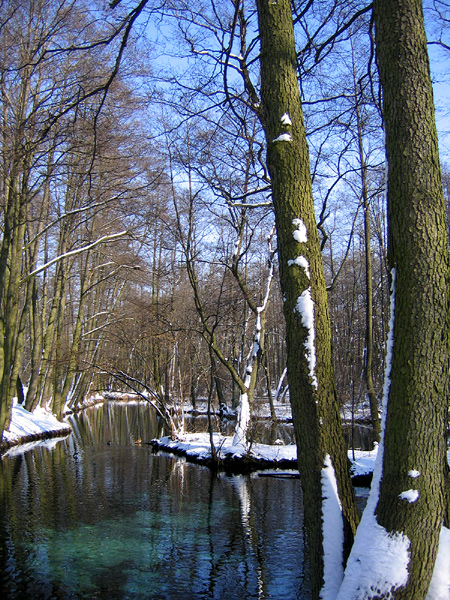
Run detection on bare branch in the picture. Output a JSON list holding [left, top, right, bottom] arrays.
[[22, 230, 129, 283]]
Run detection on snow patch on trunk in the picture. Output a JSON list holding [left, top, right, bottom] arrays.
[[232, 392, 250, 447], [272, 132, 292, 143], [336, 513, 410, 599], [281, 112, 292, 126], [292, 218, 308, 243], [320, 454, 344, 600], [398, 489, 419, 503], [295, 288, 318, 389], [288, 255, 310, 278]]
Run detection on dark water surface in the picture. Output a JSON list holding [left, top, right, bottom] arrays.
[[0, 403, 311, 599]]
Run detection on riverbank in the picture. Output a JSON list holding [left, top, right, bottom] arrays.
[[150, 432, 377, 483], [0, 402, 71, 454], [0, 392, 123, 454], [0, 396, 378, 484]]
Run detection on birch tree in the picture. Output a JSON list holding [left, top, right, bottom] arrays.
[[168, 126, 276, 445]]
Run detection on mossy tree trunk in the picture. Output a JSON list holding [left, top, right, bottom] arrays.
[[0, 64, 34, 435], [340, 1, 450, 598], [0, 175, 28, 434], [255, 1, 359, 597]]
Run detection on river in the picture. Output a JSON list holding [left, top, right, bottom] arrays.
[[0, 402, 312, 599]]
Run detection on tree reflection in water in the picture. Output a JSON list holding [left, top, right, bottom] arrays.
[[0, 402, 311, 599]]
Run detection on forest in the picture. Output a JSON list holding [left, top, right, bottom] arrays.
[[1, 0, 450, 598], [0, 0, 395, 434]]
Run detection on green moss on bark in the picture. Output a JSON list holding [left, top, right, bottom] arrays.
[[255, 1, 359, 596], [373, 0, 450, 597]]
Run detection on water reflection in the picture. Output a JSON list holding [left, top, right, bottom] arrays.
[[0, 402, 310, 599], [185, 411, 374, 451]]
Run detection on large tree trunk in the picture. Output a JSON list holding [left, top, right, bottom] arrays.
[[0, 176, 28, 435], [255, 1, 359, 597], [374, 1, 449, 597], [338, 1, 450, 598]]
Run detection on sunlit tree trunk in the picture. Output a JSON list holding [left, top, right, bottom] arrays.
[[338, 1, 450, 598], [0, 175, 28, 433], [0, 65, 33, 434], [26, 237, 69, 413], [255, 1, 359, 596], [59, 252, 91, 412], [374, 0, 449, 597]]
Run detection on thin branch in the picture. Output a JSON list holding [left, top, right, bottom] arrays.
[[21, 230, 129, 283]]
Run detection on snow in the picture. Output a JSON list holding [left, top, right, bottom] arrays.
[[336, 513, 410, 599], [272, 132, 292, 143], [288, 255, 310, 278], [274, 367, 288, 403], [153, 430, 378, 478], [379, 268, 396, 420], [426, 526, 450, 600], [336, 269, 410, 600], [3, 402, 71, 445], [398, 489, 419, 503], [26, 230, 128, 282], [295, 287, 318, 389], [271, 113, 293, 142], [320, 454, 344, 600], [408, 469, 420, 478], [349, 447, 378, 478], [232, 392, 251, 447], [292, 218, 308, 243], [154, 432, 298, 465]]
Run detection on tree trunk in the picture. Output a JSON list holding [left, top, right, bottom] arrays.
[[354, 90, 382, 442], [255, 1, 359, 596], [59, 254, 90, 410], [0, 177, 28, 435], [374, 1, 449, 597], [338, 1, 450, 597]]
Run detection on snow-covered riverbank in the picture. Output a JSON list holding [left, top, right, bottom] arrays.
[[150, 432, 377, 481], [0, 402, 71, 454], [1, 398, 377, 484]]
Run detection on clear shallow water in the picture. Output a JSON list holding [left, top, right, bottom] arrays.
[[0, 403, 311, 599]]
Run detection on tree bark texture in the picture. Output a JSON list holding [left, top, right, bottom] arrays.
[[255, 1, 359, 597], [373, 0, 449, 597]]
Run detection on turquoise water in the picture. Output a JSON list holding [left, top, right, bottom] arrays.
[[0, 403, 311, 599]]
